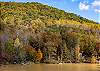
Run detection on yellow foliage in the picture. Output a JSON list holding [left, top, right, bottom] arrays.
[[91, 56, 96, 63], [14, 37, 20, 47]]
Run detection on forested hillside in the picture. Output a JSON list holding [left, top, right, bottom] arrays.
[[0, 2, 100, 64]]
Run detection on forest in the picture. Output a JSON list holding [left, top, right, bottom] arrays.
[[0, 2, 100, 64]]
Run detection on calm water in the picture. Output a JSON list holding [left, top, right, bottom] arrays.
[[0, 64, 99, 71]]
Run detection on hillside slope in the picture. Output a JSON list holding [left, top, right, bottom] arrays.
[[0, 2, 100, 27], [0, 2, 100, 64]]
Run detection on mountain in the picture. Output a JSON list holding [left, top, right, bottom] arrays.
[[0, 2, 100, 64], [1, 2, 100, 25]]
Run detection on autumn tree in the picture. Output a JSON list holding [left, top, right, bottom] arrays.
[[36, 49, 43, 62], [25, 45, 36, 62]]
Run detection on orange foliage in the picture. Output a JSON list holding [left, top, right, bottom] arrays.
[[36, 49, 43, 61], [25, 45, 36, 53]]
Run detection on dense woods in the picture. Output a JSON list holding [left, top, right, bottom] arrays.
[[0, 2, 100, 64]]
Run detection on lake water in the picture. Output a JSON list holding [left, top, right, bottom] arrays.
[[0, 64, 100, 71]]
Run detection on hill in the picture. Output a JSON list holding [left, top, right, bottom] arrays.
[[0, 2, 100, 64]]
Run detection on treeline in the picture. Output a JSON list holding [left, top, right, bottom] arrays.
[[0, 24, 100, 64], [0, 2, 100, 64]]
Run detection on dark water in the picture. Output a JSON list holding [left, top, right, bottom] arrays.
[[0, 64, 99, 71]]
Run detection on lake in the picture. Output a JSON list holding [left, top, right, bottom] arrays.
[[0, 64, 99, 71]]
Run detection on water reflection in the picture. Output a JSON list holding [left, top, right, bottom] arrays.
[[0, 64, 99, 71]]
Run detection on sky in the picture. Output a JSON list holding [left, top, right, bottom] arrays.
[[1, 0, 100, 23]]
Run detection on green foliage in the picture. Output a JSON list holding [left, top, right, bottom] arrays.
[[80, 35, 96, 57], [26, 50, 36, 62], [0, 2, 100, 64], [5, 39, 15, 55], [5, 39, 15, 63], [25, 45, 36, 62], [1, 2, 99, 26]]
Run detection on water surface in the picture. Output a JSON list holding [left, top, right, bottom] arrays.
[[0, 64, 99, 71]]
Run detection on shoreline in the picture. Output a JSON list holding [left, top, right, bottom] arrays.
[[0, 63, 99, 66]]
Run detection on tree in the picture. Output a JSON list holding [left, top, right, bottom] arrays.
[[14, 37, 21, 48], [25, 45, 36, 62], [36, 49, 43, 62], [61, 31, 80, 62], [14, 37, 26, 63], [80, 34, 96, 62], [5, 39, 15, 63]]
